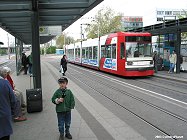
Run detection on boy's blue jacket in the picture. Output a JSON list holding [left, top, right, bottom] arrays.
[[51, 88, 75, 112]]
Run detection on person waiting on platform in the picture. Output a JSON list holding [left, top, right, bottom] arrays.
[[52, 77, 75, 140], [3, 67, 26, 108], [153, 51, 159, 73], [60, 55, 67, 76], [0, 67, 27, 122], [21, 52, 28, 74], [27, 52, 33, 75], [0, 68, 16, 140], [168, 50, 177, 73]]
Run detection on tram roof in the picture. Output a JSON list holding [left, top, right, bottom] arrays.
[[0, 0, 103, 44], [128, 18, 187, 35]]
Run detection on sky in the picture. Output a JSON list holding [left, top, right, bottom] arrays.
[[0, 0, 187, 46]]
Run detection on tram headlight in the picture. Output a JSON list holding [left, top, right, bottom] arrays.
[[127, 61, 133, 65], [150, 60, 153, 64]]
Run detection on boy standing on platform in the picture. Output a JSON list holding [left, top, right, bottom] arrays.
[[52, 77, 75, 140]]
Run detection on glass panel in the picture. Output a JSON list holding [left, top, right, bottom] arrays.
[[86, 48, 89, 59], [120, 43, 125, 59], [126, 36, 151, 42], [112, 44, 116, 59], [101, 45, 105, 58], [126, 42, 152, 58], [78, 48, 80, 57], [82, 48, 86, 58], [75, 48, 78, 57], [89, 47, 92, 59], [93, 46, 98, 59], [106, 45, 111, 58]]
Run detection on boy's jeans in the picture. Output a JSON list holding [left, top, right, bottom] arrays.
[[57, 111, 71, 134]]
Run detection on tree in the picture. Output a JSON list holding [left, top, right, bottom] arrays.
[[56, 33, 75, 49], [177, 10, 187, 39], [85, 7, 123, 39]]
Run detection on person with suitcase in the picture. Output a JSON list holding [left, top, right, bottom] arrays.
[[51, 77, 75, 140]]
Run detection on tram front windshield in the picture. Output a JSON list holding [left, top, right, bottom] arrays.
[[126, 42, 152, 58]]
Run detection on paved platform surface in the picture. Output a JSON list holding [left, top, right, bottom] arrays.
[[10, 61, 146, 140], [154, 70, 187, 83]]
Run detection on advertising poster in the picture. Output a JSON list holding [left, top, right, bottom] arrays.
[[103, 58, 117, 70]]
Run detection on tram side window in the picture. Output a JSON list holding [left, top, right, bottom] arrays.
[[106, 45, 111, 58], [71, 49, 74, 58], [93, 46, 98, 59], [78, 48, 80, 57], [101, 45, 106, 58], [120, 43, 125, 59], [89, 47, 92, 59], [112, 44, 116, 59], [67, 50, 70, 58], [69, 49, 72, 58], [82, 48, 86, 58], [75, 48, 78, 58], [86, 47, 89, 59]]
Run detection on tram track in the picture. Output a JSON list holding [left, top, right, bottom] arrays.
[[68, 63, 187, 105], [0, 60, 16, 73], [130, 78, 187, 96], [67, 66, 187, 123], [49, 61, 187, 139]]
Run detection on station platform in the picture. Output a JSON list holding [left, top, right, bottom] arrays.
[[154, 70, 187, 83], [10, 61, 146, 140]]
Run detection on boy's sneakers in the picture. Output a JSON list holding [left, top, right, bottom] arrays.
[[59, 134, 64, 140], [65, 133, 72, 139]]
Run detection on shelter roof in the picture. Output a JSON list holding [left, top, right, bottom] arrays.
[[0, 0, 103, 44]]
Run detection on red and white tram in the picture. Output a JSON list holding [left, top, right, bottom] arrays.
[[66, 32, 154, 76]]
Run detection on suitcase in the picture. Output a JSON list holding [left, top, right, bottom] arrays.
[[26, 76, 43, 113]]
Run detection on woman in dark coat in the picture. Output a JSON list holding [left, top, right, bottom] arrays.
[[60, 55, 67, 76], [0, 69, 16, 140]]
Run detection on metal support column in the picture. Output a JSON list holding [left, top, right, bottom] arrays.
[[176, 29, 181, 74], [15, 38, 22, 76], [32, 0, 42, 89], [15, 38, 19, 75], [80, 24, 83, 64]]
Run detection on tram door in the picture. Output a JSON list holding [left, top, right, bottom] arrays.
[[119, 42, 126, 71], [120, 42, 125, 59]]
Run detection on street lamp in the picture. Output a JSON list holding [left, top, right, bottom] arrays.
[[80, 23, 91, 64], [80, 23, 91, 41], [90, 19, 100, 65]]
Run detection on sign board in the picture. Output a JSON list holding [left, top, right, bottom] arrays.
[[39, 26, 62, 36]]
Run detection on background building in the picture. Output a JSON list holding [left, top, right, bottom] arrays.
[[154, 8, 187, 71], [156, 8, 187, 23], [121, 16, 143, 31]]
